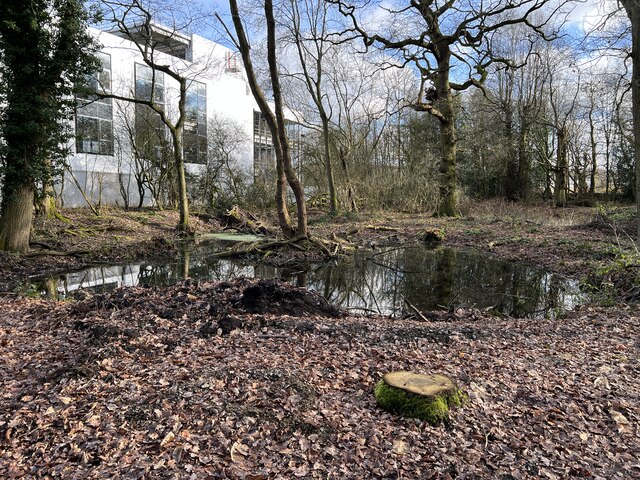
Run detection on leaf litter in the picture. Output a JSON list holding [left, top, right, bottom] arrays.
[[0, 277, 638, 478]]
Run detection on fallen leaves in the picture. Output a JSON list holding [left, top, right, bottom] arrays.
[[610, 410, 631, 433], [160, 432, 176, 448], [0, 279, 638, 479]]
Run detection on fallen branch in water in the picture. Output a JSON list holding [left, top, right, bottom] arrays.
[[206, 234, 346, 260]]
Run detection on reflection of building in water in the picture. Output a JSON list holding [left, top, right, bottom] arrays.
[[38, 245, 584, 318], [49, 265, 143, 297], [45, 254, 259, 298]]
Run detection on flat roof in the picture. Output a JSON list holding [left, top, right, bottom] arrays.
[[108, 22, 191, 59]]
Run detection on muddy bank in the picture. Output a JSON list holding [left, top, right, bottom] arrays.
[[1, 278, 638, 478], [0, 210, 209, 290]]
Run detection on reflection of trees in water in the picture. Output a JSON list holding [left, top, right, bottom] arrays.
[[33, 244, 580, 318], [302, 250, 406, 315], [401, 247, 572, 316]]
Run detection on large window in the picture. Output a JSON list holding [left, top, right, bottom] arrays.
[[134, 63, 166, 155], [253, 111, 274, 178], [184, 80, 207, 165], [76, 53, 113, 155], [135, 63, 165, 104]]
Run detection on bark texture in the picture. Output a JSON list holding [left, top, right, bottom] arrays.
[[0, 184, 35, 253]]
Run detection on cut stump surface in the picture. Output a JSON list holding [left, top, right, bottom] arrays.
[[383, 371, 456, 397], [375, 371, 465, 425]]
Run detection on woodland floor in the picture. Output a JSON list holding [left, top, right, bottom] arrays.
[[0, 201, 639, 478]]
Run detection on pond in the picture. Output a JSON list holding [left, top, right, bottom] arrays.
[[29, 241, 584, 318]]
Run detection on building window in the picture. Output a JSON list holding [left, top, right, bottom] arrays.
[[184, 80, 207, 165], [253, 111, 274, 178], [134, 63, 166, 154], [286, 120, 303, 176], [135, 63, 165, 104], [76, 52, 113, 155]]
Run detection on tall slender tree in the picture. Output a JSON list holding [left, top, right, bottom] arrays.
[[99, 0, 212, 233], [619, 0, 640, 237], [0, 0, 98, 252], [221, 0, 308, 238], [281, 0, 339, 215]]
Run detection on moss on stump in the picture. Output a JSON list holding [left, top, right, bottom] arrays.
[[374, 371, 465, 425]]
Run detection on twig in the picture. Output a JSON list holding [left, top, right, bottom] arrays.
[[346, 306, 381, 314], [403, 296, 430, 322]]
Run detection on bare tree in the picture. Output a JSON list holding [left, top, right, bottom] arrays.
[[619, 0, 640, 236], [330, 0, 570, 216], [98, 0, 212, 233], [220, 0, 308, 238], [544, 47, 581, 207]]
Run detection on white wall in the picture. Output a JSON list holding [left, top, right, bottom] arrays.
[[61, 26, 258, 208]]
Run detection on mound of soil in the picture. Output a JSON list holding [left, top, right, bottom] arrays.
[[74, 277, 344, 338], [240, 278, 343, 318]]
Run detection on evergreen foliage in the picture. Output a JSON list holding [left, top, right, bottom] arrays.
[[0, 0, 99, 251]]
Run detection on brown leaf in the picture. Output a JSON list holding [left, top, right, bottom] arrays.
[[392, 440, 408, 455], [230, 441, 250, 462], [160, 432, 176, 448]]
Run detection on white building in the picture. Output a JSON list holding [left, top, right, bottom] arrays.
[[63, 23, 284, 208]]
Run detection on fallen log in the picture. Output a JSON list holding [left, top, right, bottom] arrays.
[[222, 206, 273, 236], [365, 225, 400, 232], [207, 235, 345, 260]]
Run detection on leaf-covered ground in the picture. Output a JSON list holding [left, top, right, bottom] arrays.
[[1, 278, 638, 479]]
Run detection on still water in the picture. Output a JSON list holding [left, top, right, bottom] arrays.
[[32, 242, 584, 318]]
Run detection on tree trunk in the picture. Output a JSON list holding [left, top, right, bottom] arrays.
[[437, 109, 457, 216], [0, 183, 35, 253], [434, 51, 457, 217], [633, 9, 640, 236], [320, 113, 338, 215], [274, 156, 294, 237], [588, 103, 597, 197], [554, 126, 568, 207], [265, 0, 307, 238], [38, 179, 58, 219], [621, 0, 640, 237], [503, 103, 518, 200], [37, 157, 60, 219], [172, 129, 191, 232], [516, 122, 530, 200], [339, 146, 358, 212], [229, 0, 306, 239]]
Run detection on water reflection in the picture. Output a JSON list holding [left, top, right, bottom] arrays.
[[33, 244, 584, 318]]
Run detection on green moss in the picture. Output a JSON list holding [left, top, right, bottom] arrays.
[[374, 380, 466, 425]]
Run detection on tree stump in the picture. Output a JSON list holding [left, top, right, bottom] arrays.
[[420, 228, 445, 244], [374, 371, 465, 425]]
